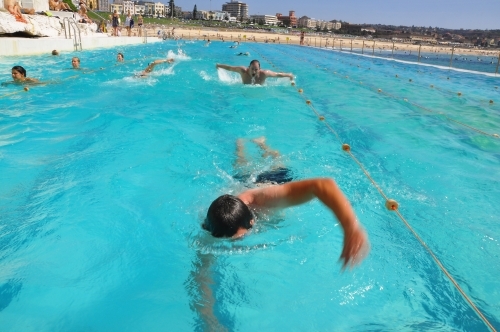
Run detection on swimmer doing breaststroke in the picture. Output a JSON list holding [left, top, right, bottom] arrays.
[[1, 66, 41, 86], [216, 60, 294, 85]]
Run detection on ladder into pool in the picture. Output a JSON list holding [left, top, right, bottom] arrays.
[[62, 17, 82, 51]]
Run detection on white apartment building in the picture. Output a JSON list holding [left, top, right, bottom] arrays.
[[143, 2, 154, 15], [331, 21, 341, 30], [134, 3, 145, 14], [221, 0, 248, 19], [154, 2, 165, 17], [187, 9, 229, 20], [211, 10, 231, 21], [110, 3, 123, 14], [122, 0, 134, 14], [317, 20, 334, 30], [183, 9, 207, 19], [249, 14, 278, 26]]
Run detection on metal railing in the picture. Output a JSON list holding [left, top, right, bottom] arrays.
[[62, 17, 82, 51], [311, 36, 500, 76], [86, 8, 107, 23]]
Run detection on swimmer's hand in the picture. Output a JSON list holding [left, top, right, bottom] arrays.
[[238, 178, 370, 270], [340, 225, 369, 270]]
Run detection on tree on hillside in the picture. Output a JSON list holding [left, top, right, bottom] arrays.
[[168, 0, 175, 18], [193, 4, 197, 20]]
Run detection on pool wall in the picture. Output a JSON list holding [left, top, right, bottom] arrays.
[[0, 36, 160, 57]]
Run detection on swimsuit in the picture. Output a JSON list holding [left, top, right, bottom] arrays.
[[234, 167, 293, 185], [112, 16, 118, 27]]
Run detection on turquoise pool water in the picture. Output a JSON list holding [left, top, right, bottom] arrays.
[[0, 41, 499, 331]]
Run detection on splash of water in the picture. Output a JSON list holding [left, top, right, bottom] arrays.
[[216, 69, 241, 85], [166, 49, 190, 61]]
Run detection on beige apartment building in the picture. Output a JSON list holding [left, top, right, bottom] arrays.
[[110, 2, 123, 13], [298, 16, 340, 30], [249, 14, 279, 25], [222, 0, 248, 19]]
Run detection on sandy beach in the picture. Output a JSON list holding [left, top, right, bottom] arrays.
[[130, 25, 500, 59]]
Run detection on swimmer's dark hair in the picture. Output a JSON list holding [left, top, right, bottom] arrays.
[[118, 52, 124, 59], [203, 195, 253, 238], [12, 66, 26, 77], [249, 59, 260, 68]]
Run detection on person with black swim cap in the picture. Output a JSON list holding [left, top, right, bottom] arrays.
[[216, 60, 294, 85], [203, 137, 369, 269]]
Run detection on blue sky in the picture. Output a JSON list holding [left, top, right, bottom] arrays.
[[172, 0, 498, 30]]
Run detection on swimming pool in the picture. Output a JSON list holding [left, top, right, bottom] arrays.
[[0, 41, 499, 331]]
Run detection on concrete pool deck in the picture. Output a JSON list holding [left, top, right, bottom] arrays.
[[0, 35, 161, 57]]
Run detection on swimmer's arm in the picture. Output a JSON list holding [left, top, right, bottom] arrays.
[[215, 64, 244, 73], [238, 178, 369, 269], [143, 59, 173, 73], [190, 252, 225, 330], [264, 70, 294, 80]]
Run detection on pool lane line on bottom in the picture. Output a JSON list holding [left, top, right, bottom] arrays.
[[271, 46, 499, 139], [296, 47, 498, 113], [249, 45, 498, 332], [299, 46, 500, 100]]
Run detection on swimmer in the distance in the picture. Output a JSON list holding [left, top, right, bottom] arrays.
[[216, 60, 293, 85], [137, 58, 174, 77], [203, 138, 369, 269]]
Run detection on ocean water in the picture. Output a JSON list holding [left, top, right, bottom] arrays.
[[0, 41, 499, 331]]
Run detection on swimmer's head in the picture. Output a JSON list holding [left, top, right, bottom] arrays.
[[249, 60, 260, 77], [72, 57, 80, 68], [203, 195, 254, 238], [11, 66, 26, 81], [117, 53, 124, 62], [52, 50, 59, 56]]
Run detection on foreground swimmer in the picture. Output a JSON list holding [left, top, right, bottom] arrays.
[[137, 58, 175, 77], [117, 52, 124, 62], [10, 66, 39, 83], [216, 60, 294, 85], [204, 137, 369, 269]]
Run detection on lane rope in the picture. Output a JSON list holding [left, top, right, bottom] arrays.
[[250, 44, 497, 332]]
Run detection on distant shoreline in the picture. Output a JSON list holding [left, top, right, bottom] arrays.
[[132, 25, 500, 59]]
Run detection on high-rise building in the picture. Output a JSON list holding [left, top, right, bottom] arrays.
[[221, 0, 248, 20]]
